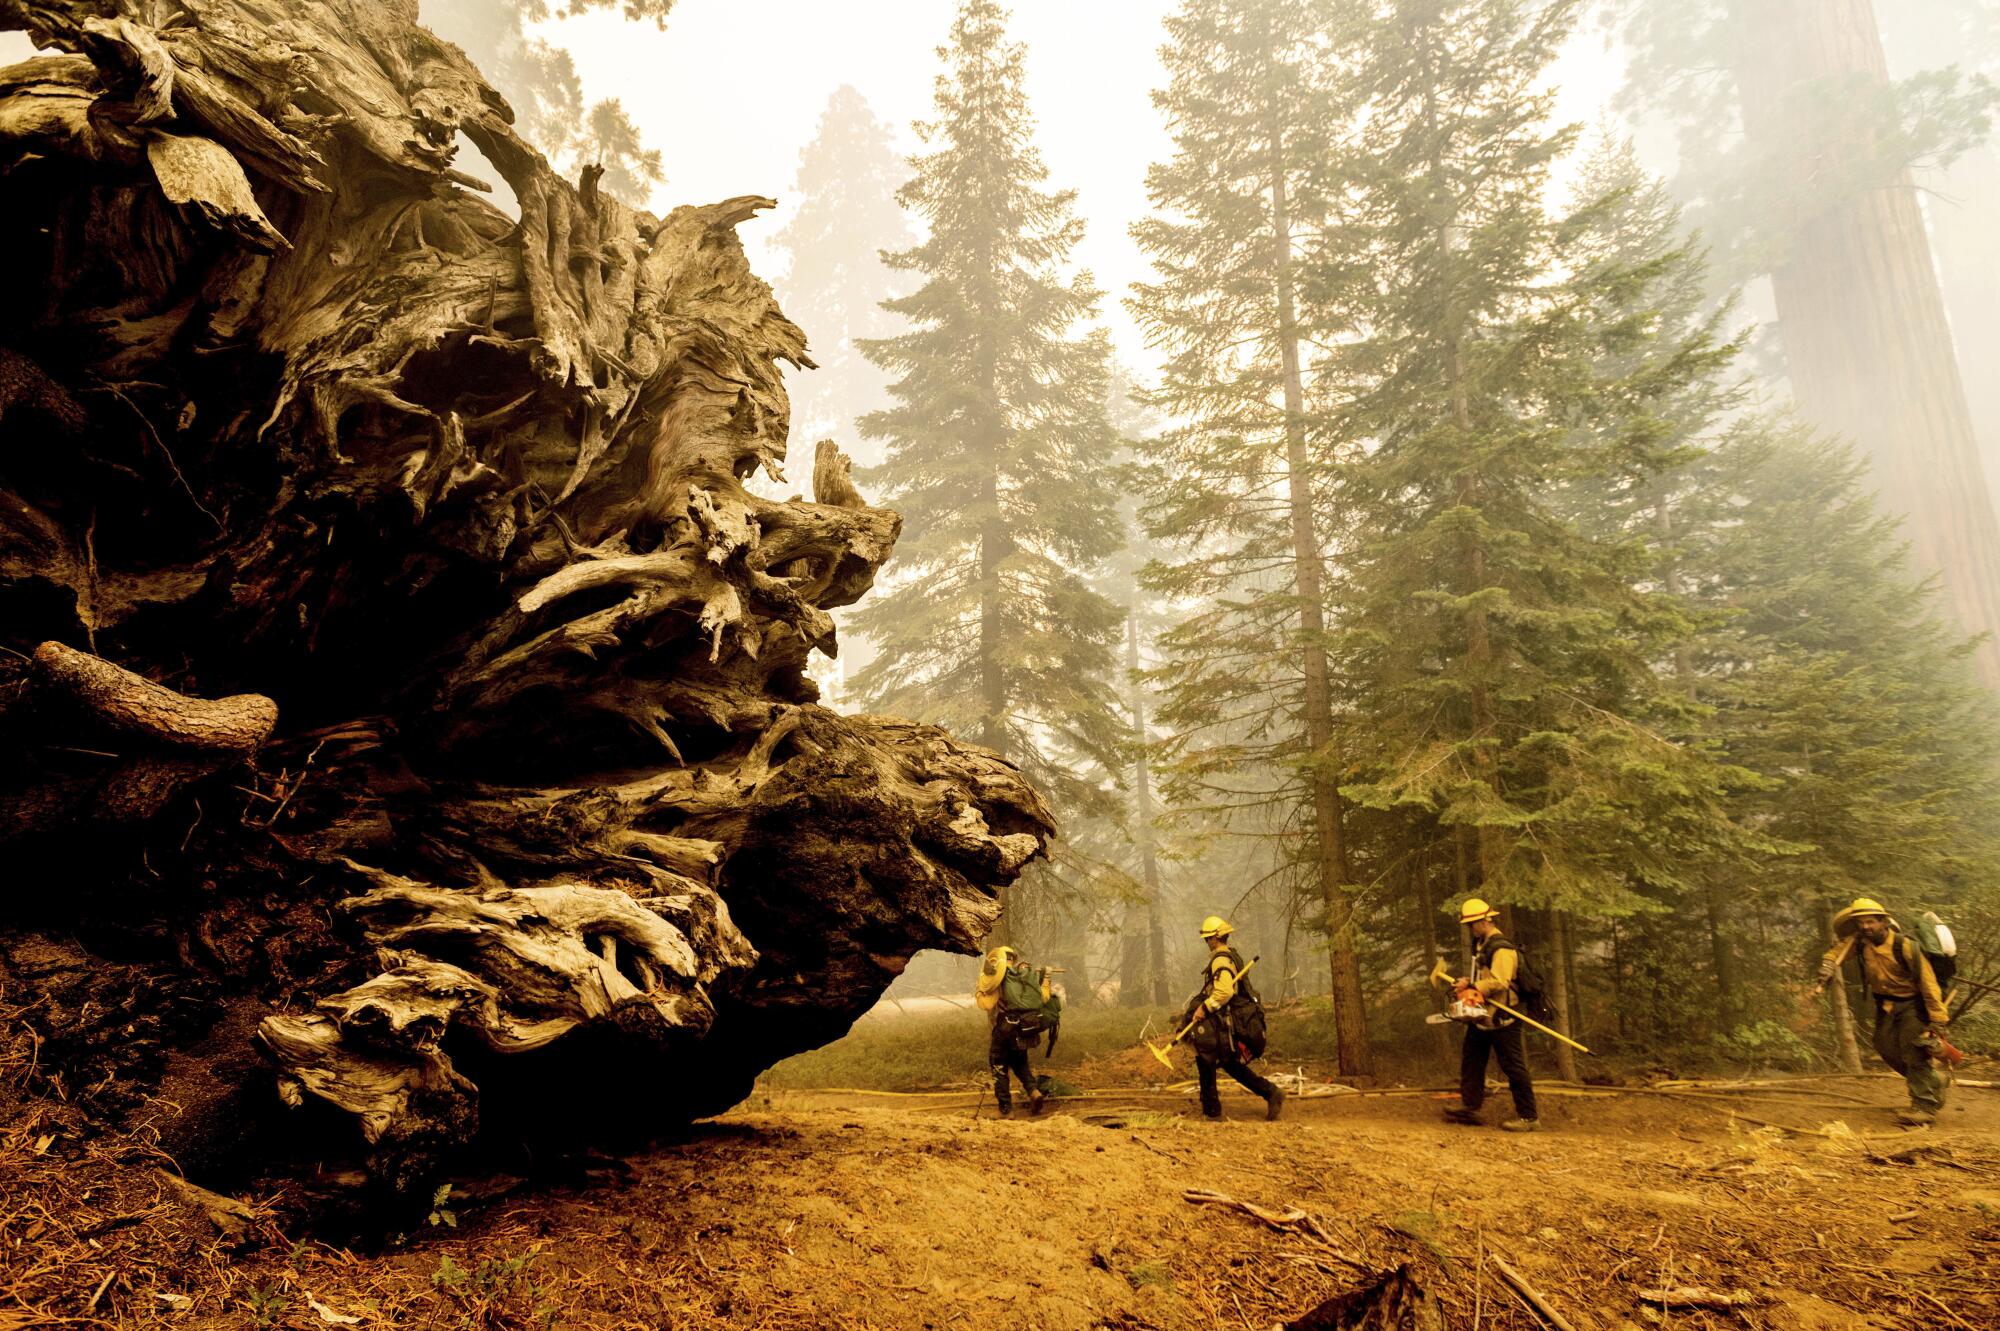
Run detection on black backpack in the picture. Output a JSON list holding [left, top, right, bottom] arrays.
[[1183, 948, 1267, 1060], [1483, 935, 1553, 1025]]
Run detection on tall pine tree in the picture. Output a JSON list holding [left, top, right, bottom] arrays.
[[1333, 0, 1765, 1074], [1129, 0, 1376, 1074], [772, 87, 915, 465], [851, 1, 1128, 940]]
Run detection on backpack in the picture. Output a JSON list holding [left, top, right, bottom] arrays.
[[1184, 947, 1267, 1061], [1482, 935, 1553, 1025], [1912, 912, 1959, 992], [1854, 922, 1957, 995], [996, 963, 1063, 1054]]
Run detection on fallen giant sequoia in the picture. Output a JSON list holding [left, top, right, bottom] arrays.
[[0, 0, 1050, 1196]]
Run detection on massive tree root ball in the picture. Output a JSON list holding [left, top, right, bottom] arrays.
[[0, 0, 1051, 1202]]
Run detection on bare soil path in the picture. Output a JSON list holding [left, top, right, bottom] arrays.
[[7, 1070, 2000, 1329]]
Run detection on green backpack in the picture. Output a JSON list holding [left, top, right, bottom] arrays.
[[998, 965, 1063, 1053]]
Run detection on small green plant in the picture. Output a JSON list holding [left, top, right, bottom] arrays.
[[432, 1249, 554, 1326], [472, 1252, 535, 1298], [1126, 1260, 1174, 1290], [428, 1183, 459, 1229], [1718, 1019, 1818, 1072], [243, 1284, 290, 1329], [1390, 1209, 1452, 1268]]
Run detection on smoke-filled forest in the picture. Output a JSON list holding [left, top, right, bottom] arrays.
[[4, 1, 2000, 1328]]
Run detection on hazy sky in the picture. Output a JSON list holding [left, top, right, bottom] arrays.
[[531, 0, 1626, 378], [0, 3, 1625, 377]]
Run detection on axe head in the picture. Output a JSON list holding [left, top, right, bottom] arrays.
[[1145, 1038, 1176, 1069], [1427, 957, 1455, 992]]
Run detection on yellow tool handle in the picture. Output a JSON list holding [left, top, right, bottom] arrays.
[[1481, 995, 1591, 1055], [1165, 955, 1261, 1046]]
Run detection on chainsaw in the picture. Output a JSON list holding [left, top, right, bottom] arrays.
[[1425, 957, 1591, 1054]]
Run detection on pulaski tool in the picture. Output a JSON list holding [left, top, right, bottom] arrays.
[[1146, 955, 1259, 1068], [1426, 956, 1591, 1054]]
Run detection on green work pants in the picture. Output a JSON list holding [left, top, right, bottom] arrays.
[[1872, 997, 1945, 1115]]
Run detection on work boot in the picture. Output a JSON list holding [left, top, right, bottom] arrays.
[[1265, 1087, 1286, 1121], [995, 1101, 1012, 1119], [1895, 1109, 1936, 1127], [1028, 1090, 1047, 1116], [1442, 1107, 1481, 1126], [1501, 1118, 1539, 1134]]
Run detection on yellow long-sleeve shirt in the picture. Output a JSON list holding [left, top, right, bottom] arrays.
[[1202, 949, 1239, 1011], [1472, 940, 1517, 1004], [1823, 933, 1947, 1025]]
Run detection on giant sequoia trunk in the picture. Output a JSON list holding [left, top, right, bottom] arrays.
[[1731, 0, 2000, 690], [0, 0, 1050, 1202]]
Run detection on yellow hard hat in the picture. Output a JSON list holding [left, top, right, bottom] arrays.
[[1831, 898, 1891, 937], [1199, 915, 1233, 939], [1458, 898, 1501, 925]]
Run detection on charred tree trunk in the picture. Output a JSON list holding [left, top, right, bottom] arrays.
[[1731, 0, 2000, 690], [0, 0, 1050, 1203]]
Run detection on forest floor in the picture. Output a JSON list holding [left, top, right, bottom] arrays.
[[4, 1037, 1999, 1330]]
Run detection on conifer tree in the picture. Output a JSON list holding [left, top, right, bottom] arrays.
[[1333, 0, 1765, 1074], [1558, 135, 1761, 1029], [1130, 0, 1376, 1074], [851, 2, 1128, 929], [1672, 423, 2000, 1055], [772, 87, 915, 462]]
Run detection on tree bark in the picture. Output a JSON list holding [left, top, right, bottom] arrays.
[[1268, 111, 1370, 1078], [1414, 848, 1453, 1064], [1120, 612, 1166, 1006], [1823, 909, 1866, 1075], [0, 0, 1051, 1203], [1731, 0, 2000, 690], [1544, 909, 1578, 1081]]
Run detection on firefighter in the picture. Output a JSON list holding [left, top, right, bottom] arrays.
[[1443, 899, 1539, 1133], [1188, 916, 1283, 1122], [1817, 898, 1950, 1126], [975, 945, 1052, 1117]]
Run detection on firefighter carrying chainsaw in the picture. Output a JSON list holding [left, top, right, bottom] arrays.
[[1179, 916, 1284, 1122], [1438, 899, 1541, 1133], [1816, 898, 1959, 1126], [975, 945, 1062, 1117]]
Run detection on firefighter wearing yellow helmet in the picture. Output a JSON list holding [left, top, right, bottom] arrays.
[[974, 945, 1053, 1117], [1184, 915, 1284, 1122], [1817, 897, 1950, 1125], [1442, 899, 1539, 1133]]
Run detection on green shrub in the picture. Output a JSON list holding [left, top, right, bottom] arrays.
[[1716, 1019, 1819, 1072]]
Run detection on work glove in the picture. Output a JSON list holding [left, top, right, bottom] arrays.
[[1816, 956, 1837, 983]]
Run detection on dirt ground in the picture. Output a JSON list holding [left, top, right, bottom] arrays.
[[4, 1065, 1999, 1330]]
